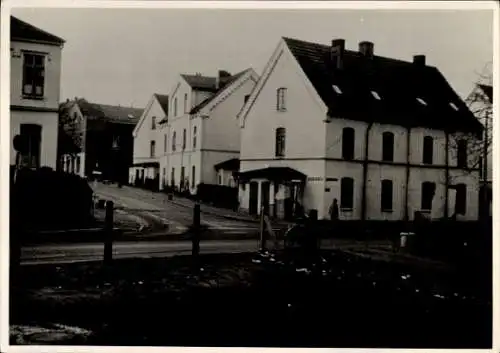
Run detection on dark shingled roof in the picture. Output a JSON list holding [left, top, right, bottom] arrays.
[[214, 158, 240, 171], [181, 74, 218, 92], [283, 37, 482, 134], [11, 16, 65, 45], [76, 99, 143, 125], [190, 69, 251, 115], [154, 93, 169, 116], [478, 84, 493, 103]]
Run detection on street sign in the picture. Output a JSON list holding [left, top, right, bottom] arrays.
[[13, 134, 28, 153]]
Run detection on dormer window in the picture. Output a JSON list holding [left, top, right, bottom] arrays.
[[371, 91, 381, 100], [332, 85, 342, 94], [449, 102, 459, 111], [416, 97, 427, 106]]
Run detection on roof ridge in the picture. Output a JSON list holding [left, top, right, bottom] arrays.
[[84, 100, 143, 110], [283, 36, 429, 66]]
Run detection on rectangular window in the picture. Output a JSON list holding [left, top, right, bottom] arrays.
[[218, 173, 222, 185], [421, 182, 436, 211], [151, 116, 156, 130], [276, 88, 287, 111], [174, 97, 178, 116], [150, 141, 156, 157], [192, 165, 196, 187], [76, 156, 81, 174], [171, 168, 175, 186], [182, 129, 187, 150], [193, 126, 197, 149], [423, 136, 434, 164], [184, 93, 188, 113], [275, 127, 286, 157], [381, 179, 393, 211], [162, 167, 166, 187], [457, 139, 468, 168], [244, 94, 250, 103], [164, 134, 168, 153], [172, 131, 176, 152], [22, 52, 45, 98], [180, 166, 185, 186], [19, 124, 42, 169], [455, 184, 467, 215], [340, 177, 354, 209], [382, 132, 394, 162], [342, 127, 355, 160]]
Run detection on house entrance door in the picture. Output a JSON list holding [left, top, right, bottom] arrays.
[[249, 181, 258, 215]]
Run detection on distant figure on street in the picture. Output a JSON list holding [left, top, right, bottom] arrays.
[[329, 198, 339, 221]]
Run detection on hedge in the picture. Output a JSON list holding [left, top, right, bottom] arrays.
[[11, 167, 94, 232], [196, 183, 238, 209]]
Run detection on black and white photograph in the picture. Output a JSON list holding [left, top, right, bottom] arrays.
[[1, 1, 497, 350]]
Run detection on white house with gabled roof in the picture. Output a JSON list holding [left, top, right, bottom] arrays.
[[130, 93, 169, 188], [131, 69, 259, 192], [237, 37, 483, 222]]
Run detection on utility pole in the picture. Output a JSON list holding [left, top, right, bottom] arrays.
[[482, 110, 490, 222]]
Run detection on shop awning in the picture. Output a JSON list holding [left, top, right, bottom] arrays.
[[236, 166, 307, 182]]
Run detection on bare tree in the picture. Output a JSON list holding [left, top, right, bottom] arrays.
[[58, 103, 84, 169], [449, 63, 492, 180]]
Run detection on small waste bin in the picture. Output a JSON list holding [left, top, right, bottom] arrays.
[[399, 232, 415, 249]]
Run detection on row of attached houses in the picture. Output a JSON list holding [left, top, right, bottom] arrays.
[[130, 37, 485, 222], [9, 16, 486, 223], [130, 69, 259, 192], [237, 37, 484, 222]]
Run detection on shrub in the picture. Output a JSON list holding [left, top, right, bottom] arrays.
[[11, 167, 94, 231], [196, 183, 238, 209]]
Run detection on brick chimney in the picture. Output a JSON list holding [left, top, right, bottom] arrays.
[[331, 39, 345, 69], [359, 41, 374, 58], [413, 55, 426, 66], [216, 70, 232, 89]]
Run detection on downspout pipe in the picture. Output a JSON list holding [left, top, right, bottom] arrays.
[[361, 121, 374, 221], [404, 126, 411, 221], [444, 130, 450, 219]]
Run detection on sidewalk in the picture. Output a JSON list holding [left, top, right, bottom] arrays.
[[166, 193, 294, 228], [167, 195, 257, 222]]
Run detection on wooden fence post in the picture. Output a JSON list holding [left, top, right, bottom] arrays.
[[192, 203, 201, 267], [104, 200, 114, 264]]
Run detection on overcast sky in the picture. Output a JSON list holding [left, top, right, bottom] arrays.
[[11, 7, 493, 109]]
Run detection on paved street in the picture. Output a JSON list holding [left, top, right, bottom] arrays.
[[92, 182, 287, 236], [21, 239, 261, 265], [21, 237, 402, 266]]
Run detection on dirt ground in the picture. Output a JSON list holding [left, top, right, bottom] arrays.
[[10, 251, 492, 348]]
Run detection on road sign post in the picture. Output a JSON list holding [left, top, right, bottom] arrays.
[[192, 203, 201, 269], [104, 200, 114, 264]]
